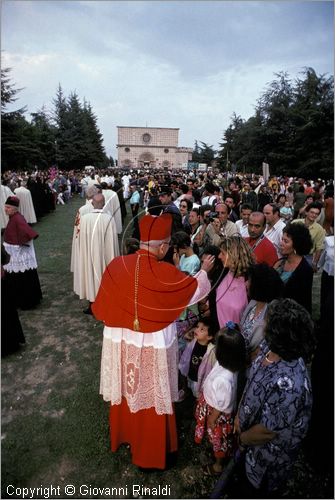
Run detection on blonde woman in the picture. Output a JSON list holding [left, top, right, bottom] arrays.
[[215, 236, 254, 327]]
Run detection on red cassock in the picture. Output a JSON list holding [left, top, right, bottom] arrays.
[[109, 398, 178, 469], [93, 249, 197, 469]]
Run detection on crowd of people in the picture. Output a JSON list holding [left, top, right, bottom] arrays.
[[1, 165, 334, 497]]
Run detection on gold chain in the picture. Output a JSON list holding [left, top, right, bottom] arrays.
[[133, 254, 141, 331]]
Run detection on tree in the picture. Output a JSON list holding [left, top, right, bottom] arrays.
[[82, 101, 106, 167], [218, 69, 334, 178], [192, 140, 202, 163], [218, 113, 248, 171], [109, 156, 115, 167], [198, 141, 217, 165], [30, 106, 57, 167], [291, 68, 334, 178], [52, 87, 107, 170], [2, 70, 109, 171], [1, 67, 34, 170], [52, 84, 70, 168], [255, 72, 296, 173], [1, 67, 27, 117], [193, 140, 217, 165]]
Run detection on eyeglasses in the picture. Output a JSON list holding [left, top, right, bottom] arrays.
[[216, 211, 227, 215]]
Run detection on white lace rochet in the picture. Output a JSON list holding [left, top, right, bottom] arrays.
[[100, 325, 179, 415], [99, 270, 211, 415], [3, 241, 38, 273]]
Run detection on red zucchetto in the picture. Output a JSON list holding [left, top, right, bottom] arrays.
[[139, 213, 172, 242]]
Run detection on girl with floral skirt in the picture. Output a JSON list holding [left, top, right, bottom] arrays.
[[194, 321, 246, 476]]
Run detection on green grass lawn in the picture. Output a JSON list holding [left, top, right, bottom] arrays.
[[1, 196, 330, 499]]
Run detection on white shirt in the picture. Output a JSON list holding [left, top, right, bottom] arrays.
[[203, 362, 237, 413], [265, 218, 286, 257], [236, 219, 249, 237], [201, 195, 216, 206], [122, 174, 131, 186], [81, 176, 90, 187], [107, 175, 115, 187]]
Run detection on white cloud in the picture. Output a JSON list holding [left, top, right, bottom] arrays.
[[77, 62, 101, 78]]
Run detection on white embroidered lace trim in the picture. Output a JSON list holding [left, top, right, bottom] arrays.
[[102, 324, 177, 349], [3, 242, 38, 273], [100, 328, 179, 415]]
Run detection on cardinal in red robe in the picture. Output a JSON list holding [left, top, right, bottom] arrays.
[[93, 212, 212, 469]]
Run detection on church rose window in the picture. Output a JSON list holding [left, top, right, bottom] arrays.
[[125, 147, 130, 152], [142, 133, 151, 143], [164, 148, 169, 153]]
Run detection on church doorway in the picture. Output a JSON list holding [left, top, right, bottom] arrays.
[[139, 152, 155, 169]]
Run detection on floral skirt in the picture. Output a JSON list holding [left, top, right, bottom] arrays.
[[194, 392, 235, 458]]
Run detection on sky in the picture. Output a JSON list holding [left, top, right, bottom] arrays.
[[2, 0, 334, 160]]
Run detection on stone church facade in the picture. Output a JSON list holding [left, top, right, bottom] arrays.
[[117, 126, 193, 169]]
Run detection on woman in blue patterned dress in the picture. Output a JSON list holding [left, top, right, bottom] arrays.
[[233, 298, 315, 497]]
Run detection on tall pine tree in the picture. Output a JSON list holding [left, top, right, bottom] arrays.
[[1, 67, 36, 170], [217, 69, 334, 178], [52, 87, 107, 170]]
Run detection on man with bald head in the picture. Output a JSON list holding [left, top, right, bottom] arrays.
[[244, 211, 278, 266], [215, 203, 238, 238], [74, 192, 120, 314]]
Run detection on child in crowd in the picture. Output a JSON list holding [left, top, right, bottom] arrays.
[[123, 237, 140, 255], [178, 317, 216, 400], [194, 321, 246, 476], [172, 230, 201, 276], [280, 200, 294, 222], [173, 231, 201, 353]]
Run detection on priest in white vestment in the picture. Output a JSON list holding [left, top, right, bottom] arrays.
[[100, 183, 122, 234], [14, 181, 37, 224], [1, 183, 14, 230], [70, 185, 100, 279], [74, 193, 120, 314]]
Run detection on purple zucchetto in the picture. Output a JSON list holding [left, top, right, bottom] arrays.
[[5, 196, 20, 207]]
